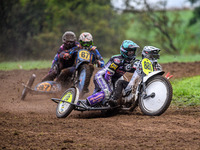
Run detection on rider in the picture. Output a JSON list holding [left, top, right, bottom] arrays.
[[85, 40, 140, 106], [79, 32, 104, 68], [41, 31, 81, 82], [110, 46, 163, 106], [78, 32, 105, 92]]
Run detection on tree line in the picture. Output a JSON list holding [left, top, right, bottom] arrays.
[[0, 0, 199, 62], [0, 0, 129, 61]]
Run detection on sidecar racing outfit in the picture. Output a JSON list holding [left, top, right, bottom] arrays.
[[86, 40, 140, 106], [111, 46, 163, 105]]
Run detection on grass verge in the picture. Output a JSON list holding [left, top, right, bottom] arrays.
[[0, 54, 200, 70], [171, 76, 200, 106], [0, 60, 52, 70]]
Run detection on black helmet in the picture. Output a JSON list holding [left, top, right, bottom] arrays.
[[142, 46, 161, 60], [62, 31, 77, 43]]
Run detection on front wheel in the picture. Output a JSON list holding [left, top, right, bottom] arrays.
[[139, 75, 173, 116], [56, 88, 76, 118], [77, 64, 91, 96]]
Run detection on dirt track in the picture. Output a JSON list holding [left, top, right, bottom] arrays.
[[0, 62, 200, 149]]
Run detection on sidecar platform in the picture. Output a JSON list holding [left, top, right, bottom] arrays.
[[51, 98, 119, 111], [22, 81, 62, 95]]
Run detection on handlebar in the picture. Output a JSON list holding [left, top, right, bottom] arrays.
[[130, 58, 140, 66]]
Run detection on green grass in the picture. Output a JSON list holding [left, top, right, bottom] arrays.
[[171, 76, 200, 106], [0, 54, 199, 70], [0, 60, 52, 70], [157, 54, 200, 63]]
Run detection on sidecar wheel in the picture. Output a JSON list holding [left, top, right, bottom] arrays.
[[21, 74, 36, 100], [56, 88, 76, 118], [139, 75, 173, 116]]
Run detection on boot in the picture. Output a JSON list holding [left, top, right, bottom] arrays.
[[78, 99, 90, 106], [108, 97, 118, 107]]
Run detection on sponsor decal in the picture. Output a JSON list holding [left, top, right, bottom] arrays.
[[37, 82, 51, 91], [109, 63, 118, 70], [116, 69, 125, 75], [129, 45, 134, 48], [125, 64, 132, 71], [114, 58, 121, 64]]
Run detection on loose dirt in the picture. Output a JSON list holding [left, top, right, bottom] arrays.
[[0, 62, 200, 149]]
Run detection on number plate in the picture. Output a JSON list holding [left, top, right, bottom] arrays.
[[78, 50, 90, 60], [142, 58, 153, 75]]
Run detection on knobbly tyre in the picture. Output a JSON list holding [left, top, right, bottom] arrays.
[[51, 57, 173, 118], [21, 48, 97, 100]]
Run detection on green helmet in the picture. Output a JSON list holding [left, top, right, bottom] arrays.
[[120, 40, 139, 60]]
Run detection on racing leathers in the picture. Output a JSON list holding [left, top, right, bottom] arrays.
[[86, 45, 104, 68], [86, 54, 137, 106], [58, 45, 105, 80], [57, 45, 104, 72], [41, 41, 81, 82]]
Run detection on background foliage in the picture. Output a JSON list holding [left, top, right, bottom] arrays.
[[0, 0, 200, 62], [0, 0, 128, 61]]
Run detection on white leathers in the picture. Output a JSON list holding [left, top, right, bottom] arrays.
[[123, 71, 141, 102]]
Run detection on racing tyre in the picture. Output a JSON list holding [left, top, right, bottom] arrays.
[[56, 88, 76, 118], [21, 74, 36, 100], [77, 64, 91, 96], [139, 75, 173, 116]]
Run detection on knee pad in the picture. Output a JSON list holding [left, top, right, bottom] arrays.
[[103, 89, 111, 99]]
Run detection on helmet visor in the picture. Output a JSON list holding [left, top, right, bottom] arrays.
[[126, 47, 137, 56], [150, 50, 160, 59], [127, 50, 136, 56], [65, 41, 75, 48], [66, 41, 75, 45]]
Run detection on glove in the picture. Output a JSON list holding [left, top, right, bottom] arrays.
[[63, 53, 70, 60], [60, 52, 70, 60], [97, 60, 104, 68]]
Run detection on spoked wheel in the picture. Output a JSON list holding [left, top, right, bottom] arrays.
[[77, 64, 91, 96], [56, 88, 76, 118], [139, 75, 173, 116], [21, 74, 36, 100]]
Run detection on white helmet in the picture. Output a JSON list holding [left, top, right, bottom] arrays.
[[79, 32, 93, 47], [142, 46, 161, 60]]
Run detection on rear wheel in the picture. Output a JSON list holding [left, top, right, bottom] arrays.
[[56, 88, 76, 118], [21, 74, 36, 100], [77, 64, 91, 96], [139, 75, 172, 116]]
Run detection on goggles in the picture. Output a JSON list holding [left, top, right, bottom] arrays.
[[66, 41, 75, 45], [127, 50, 136, 56], [80, 41, 92, 47], [145, 50, 160, 59]]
